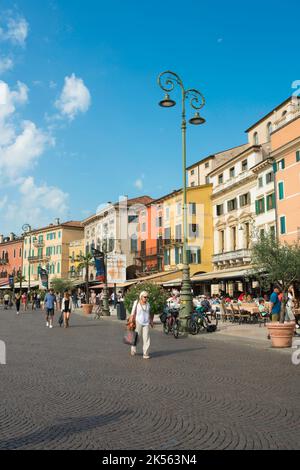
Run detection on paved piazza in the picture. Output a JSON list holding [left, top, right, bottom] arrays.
[[0, 308, 299, 450]]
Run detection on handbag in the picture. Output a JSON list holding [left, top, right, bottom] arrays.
[[127, 300, 138, 331], [58, 313, 64, 326], [123, 329, 138, 346]]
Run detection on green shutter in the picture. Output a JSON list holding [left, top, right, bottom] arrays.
[[175, 247, 179, 264], [273, 162, 277, 173], [255, 200, 259, 215], [296, 151, 300, 162], [278, 182, 284, 200], [280, 216, 286, 234], [272, 193, 276, 209], [281, 159, 285, 169], [186, 249, 191, 264], [164, 250, 168, 265], [197, 249, 201, 264]]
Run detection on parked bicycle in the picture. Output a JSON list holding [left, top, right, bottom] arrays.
[[160, 307, 180, 339], [187, 306, 218, 335]]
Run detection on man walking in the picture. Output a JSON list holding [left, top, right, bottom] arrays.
[[269, 287, 282, 322], [44, 289, 57, 329]]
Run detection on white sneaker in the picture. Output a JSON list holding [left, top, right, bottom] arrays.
[[46, 322, 49, 327], [49, 324, 53, 329]]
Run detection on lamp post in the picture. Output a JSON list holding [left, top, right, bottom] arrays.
[[158, 71, 206, 328], [101, 227, 111, 317], [22, 224, 32, 293]]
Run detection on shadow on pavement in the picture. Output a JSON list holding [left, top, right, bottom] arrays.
[[0, 410, 130, 450]]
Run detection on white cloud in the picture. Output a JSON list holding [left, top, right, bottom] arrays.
[[134, 179, 143, 190], [0, 121, 54, 179], [55, 74, 91, 120], [0, 57, 14, 75], [49, 80, 57, 89], [1, 177, 69, 232], [0, 16, 29, 47], [0, 80, 28, 121]]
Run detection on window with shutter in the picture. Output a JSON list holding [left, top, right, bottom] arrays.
[[296, 151, 300, 162], [278, 182, 284, 200], [280, 216, 286, 234]]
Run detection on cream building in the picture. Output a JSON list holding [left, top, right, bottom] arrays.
[[23, 220, 83, 283], [83, 196, 153, 280], [187, 144, 249, 188]]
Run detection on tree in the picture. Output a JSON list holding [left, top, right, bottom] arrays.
[[50, 278, 75, 294], [251, 232, 300, 323], [75, 253, 95, 304], [124, 282, 168, 316]]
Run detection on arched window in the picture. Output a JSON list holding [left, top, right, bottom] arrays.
[[267, 122, 272, 141], [253, 132, 259, 145]]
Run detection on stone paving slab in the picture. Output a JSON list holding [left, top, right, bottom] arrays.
[[0, 307, 299, 450]]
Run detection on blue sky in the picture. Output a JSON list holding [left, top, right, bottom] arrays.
[[0, 0, 299, 234]]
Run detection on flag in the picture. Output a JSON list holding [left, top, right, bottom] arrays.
[[91, 248, 105, 282]]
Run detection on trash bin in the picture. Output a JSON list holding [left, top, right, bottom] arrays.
[[117, 302, 126, 320]]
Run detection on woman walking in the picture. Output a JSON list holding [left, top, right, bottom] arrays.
[[15, 292, 21, 315], [129, 291, 154, 360], [21, 292, 27, 311], [61, 291, 72, 328]]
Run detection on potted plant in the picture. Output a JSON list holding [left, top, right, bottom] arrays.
[[75, 253, 95, 315], [251, 232, 300, 348], [124, 282, 168, 319]]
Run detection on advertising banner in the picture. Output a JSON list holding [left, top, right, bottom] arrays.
[[39, 268, 49, 290], [92, 248, 105, 282], [106, 254, 126, 284]]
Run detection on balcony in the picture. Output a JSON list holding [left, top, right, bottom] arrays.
[[164, 238, 183, 247], [213, 249, 252, 266], [0, 258, 8, 266], [136, 247, 164, 259], [33, 240, 45, 248], [28, 255, 50, 263], [273, 105, 300, 132]]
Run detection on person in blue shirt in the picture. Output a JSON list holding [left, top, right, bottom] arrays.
[[44, 288, 57, 329], [269, 287, 282, 322]]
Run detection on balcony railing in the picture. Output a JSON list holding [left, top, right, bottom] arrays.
[[33, 240, 45, 248], [28, 255, 50, 263], [136, 247, 164, 259], [273, 105, 300, 131], [0, 258, 8, 266], [213, 249, 252, 264], [164, 238, 183, 247]]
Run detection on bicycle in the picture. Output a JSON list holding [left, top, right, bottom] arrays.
[[160, 307, 180, 339], [187, 307, 218, 335], [93, 303, 102, 320]]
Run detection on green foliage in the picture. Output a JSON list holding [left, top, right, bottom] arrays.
[[251, 232, 300, 322], [75, 253, 95, 272], [50, 277, 74, 294], [124, 282, 168, 316]]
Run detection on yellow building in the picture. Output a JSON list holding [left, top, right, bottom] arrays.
[[155, 185, 213, 277], [23, 220, 84, 283], [68, 239, 85, 279]]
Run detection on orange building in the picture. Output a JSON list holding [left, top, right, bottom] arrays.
[[135, 203, 164, 274], [0, 234, 23, 287], [271, 113, 300, 243]]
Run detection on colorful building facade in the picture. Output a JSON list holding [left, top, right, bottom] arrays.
[[0, 234, 23, 287], [22, 221, 83, 283]]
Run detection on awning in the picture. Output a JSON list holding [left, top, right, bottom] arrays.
[[162, 278, 182, 287], [0, 281, 40, 289], [192, 267, 252, 283]]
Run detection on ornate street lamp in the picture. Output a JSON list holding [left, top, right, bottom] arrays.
[[158, 71, 206, 329]]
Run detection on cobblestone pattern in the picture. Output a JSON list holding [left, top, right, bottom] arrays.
[[0, 308, 299, 450]]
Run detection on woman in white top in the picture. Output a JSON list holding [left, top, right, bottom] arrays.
[[130, 291, 154, 359]]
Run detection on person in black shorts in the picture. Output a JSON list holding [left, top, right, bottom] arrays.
[[44, 289, 57, 329], [61, 291, 72, 328]]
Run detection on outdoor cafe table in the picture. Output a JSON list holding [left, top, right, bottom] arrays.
[[240, 303, 259, 315]]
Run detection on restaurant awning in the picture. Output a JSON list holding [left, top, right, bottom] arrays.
[[162, 278, 182, 287], [192, 267, 253, 283]]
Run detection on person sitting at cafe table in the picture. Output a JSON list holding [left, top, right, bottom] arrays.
[[258, 299, 269, 318]]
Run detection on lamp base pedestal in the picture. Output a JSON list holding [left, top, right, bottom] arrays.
[[179, 264, 193, 331]]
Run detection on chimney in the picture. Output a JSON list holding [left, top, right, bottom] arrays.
[[55, 218, 60, 225], [10, 232, 15, 241], [0, 235, 3, 243]]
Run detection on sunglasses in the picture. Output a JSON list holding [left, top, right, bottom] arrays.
[[143, 296, 148, 299]]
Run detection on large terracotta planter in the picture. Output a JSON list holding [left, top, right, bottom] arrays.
[[267, 321, 295, 348], [82, 304, 93, 315]]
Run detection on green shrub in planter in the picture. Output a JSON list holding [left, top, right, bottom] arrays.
[[124, 282, 168, 316]]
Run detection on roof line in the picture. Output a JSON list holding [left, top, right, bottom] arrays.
[[245, 96, 292, 133]]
